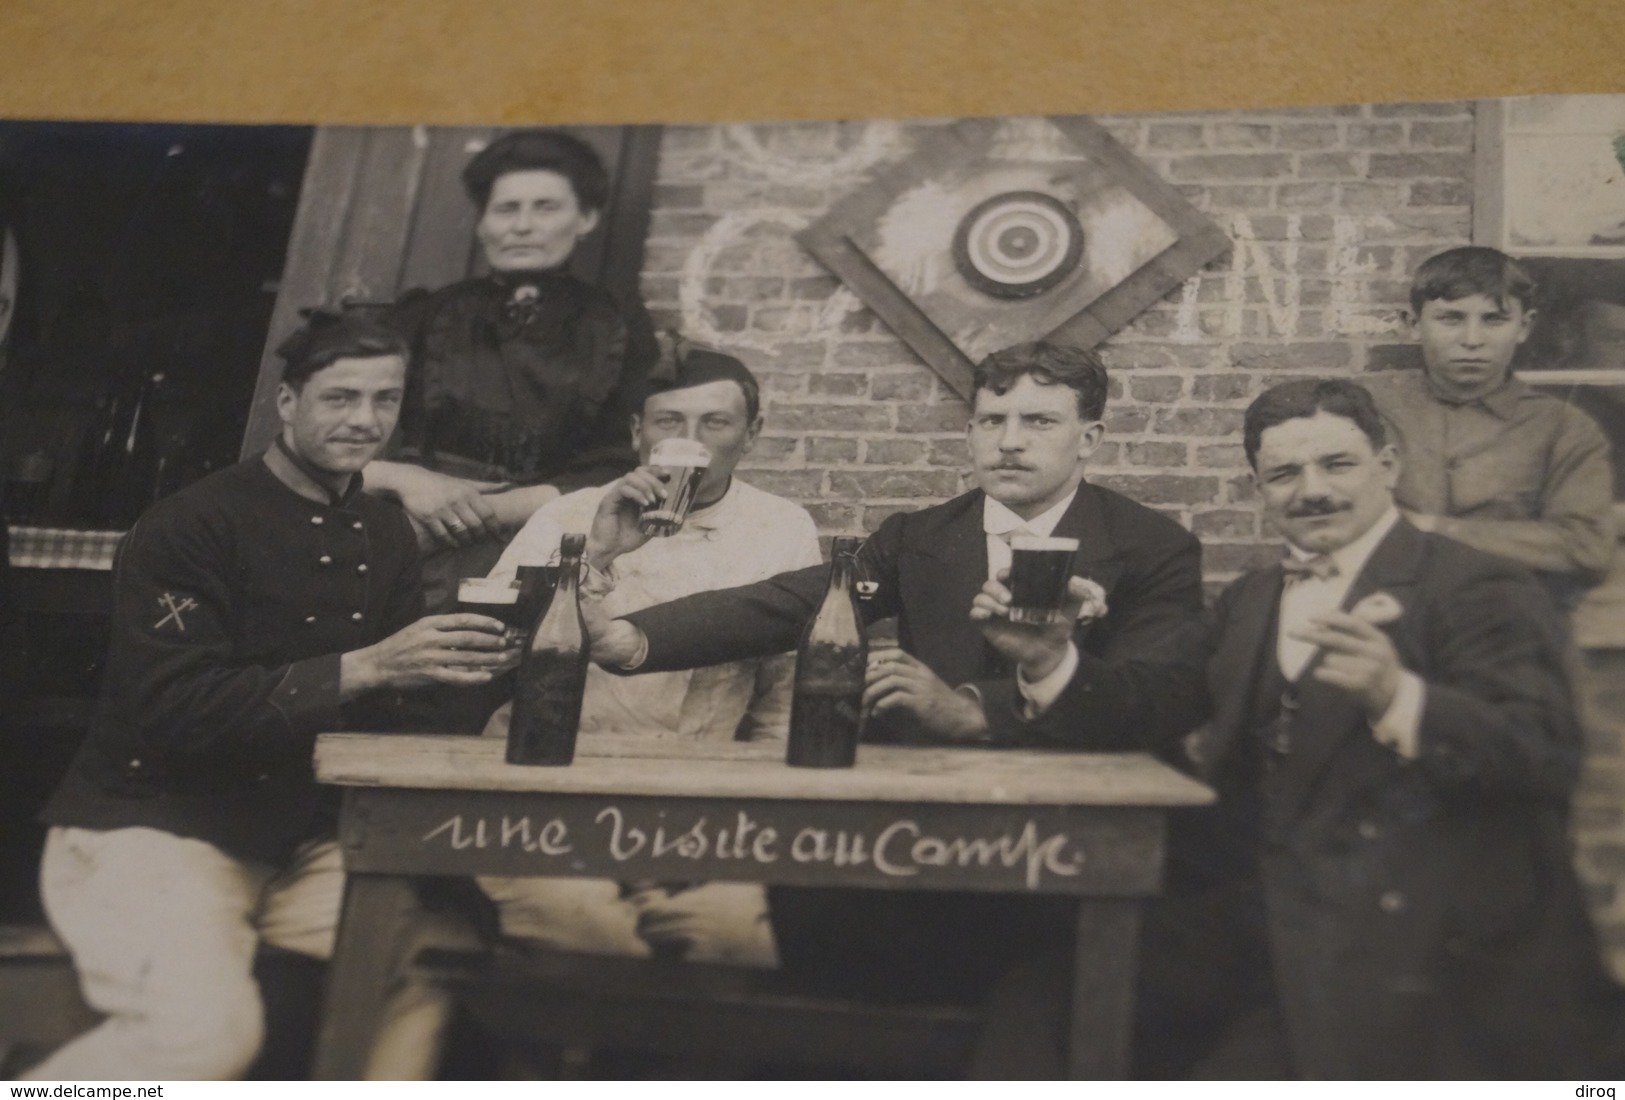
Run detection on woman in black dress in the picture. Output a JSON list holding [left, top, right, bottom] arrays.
[[365, 129, 658, 607]]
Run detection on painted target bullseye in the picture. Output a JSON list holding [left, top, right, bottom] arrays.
[[952, 191, 1085, 299]]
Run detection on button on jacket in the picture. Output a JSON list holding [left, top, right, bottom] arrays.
[[42, 457, 424, 864]]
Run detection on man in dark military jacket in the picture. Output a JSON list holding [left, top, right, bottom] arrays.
[[25, 312, 515, 1081]]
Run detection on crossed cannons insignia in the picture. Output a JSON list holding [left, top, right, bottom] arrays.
[[153, 592, 199, 633]]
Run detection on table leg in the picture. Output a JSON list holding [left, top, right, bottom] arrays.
[[312, 872, 420, 1080], [1065, 897, 1140, 1078]]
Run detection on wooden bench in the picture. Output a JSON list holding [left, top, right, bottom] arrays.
[[0, 926, 334, 1080], [415, 945, 983, 1076], [0, 930, 979, 1078], [0, 924, 98, 1050]]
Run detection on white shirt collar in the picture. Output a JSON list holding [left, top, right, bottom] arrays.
[[1285, 506, 1400, 579], [983, 487, 1079, 539], [683, 477, 737, 531]]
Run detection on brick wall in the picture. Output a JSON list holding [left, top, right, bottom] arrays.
[[638, 101, 1625, 977]]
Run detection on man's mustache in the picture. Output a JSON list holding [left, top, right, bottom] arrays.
[[1286, 498, 1348, 519]]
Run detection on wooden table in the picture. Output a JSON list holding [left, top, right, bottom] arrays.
[[312, 732, 1212, 1079]]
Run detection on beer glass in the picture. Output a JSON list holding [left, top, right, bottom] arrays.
[[1006, 535, 1079, 625], [455, 578, 525, 645], [638, 438, 711, 537]]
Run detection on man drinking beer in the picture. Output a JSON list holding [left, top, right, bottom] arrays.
[[478, 343, 821, 965], [583, 341, 1205, 1007]]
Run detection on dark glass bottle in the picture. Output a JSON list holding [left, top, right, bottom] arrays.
[[506, 533, 590, 766], [513, 562, 557, 631], [66, 380, 125, 526], [787, 535, 867, 768], [70, 368, 164, 528], [102, 370, 164, 528]]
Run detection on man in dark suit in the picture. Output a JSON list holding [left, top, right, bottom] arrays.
[[584, 340, 1205, 1002], [974, 377, 1619, 1077]]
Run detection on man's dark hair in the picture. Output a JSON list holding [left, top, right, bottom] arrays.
[[461, 130, 610, 214], [276, 309, 409, 389], [641, 340, 761, 422], [972, 342, 1109, 420], [1243, 378, 1388, 469], [1409, 245, 1536, 316]]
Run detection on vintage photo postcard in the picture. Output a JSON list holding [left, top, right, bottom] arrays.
[[2, 94, 1624, 1080]]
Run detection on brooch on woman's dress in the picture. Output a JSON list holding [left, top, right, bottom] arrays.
[[504, 282, 544, 326]]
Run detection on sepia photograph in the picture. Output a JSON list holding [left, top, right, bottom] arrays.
[[2, 83, 1625, 1082]]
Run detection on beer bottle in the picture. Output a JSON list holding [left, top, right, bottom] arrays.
[[74, 367, 165, 528], [67, 375, 127, 526], [513, 561, 556, 629], [787, 535, 867, 768], [104, 371, 164, 527], [506, 533, 590, 766]]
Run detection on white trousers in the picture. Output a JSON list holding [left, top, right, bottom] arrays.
[[24, 826, 448, 1081]]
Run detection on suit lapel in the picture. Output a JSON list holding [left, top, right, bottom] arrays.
[[1052, 482, 1125, 592], [1271, 520, 1426, 822], [907, 483, 1123, 685], [1198, 567, 1285, 776], [909, 493, 994, 686]]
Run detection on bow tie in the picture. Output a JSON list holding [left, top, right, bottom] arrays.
[[1282, 554, 1338, 583]]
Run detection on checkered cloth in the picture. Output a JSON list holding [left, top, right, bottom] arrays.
[[7, 525, 125, 570]]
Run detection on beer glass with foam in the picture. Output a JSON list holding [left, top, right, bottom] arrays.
[[639, 437, 711, 537]]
